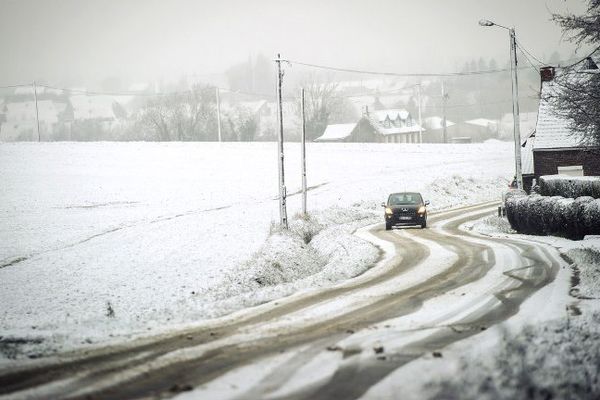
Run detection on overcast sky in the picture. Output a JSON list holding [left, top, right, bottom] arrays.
[[0, 0, 591, 87]]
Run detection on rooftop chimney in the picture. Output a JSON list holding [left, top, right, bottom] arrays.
[[540, 66, 555, 82]]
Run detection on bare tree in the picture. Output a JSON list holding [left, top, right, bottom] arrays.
[[550, 0, 600, 146], [295, 74, 357, 141], [138, 85, 217, 141]]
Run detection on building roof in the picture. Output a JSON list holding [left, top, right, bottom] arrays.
[[533, 71, 589, 150], [424, 116, 455, 130], [315, 123, 357, 141], [364, 116, 422, 136], [374, 109, 410, 122]]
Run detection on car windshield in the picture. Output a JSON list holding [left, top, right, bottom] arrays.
[[388, 193, 422, 205]]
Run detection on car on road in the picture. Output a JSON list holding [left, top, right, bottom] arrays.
[[382, 192, 429, 230]]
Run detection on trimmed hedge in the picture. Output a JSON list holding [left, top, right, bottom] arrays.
[[539, 175, 600, 199], [506, 193, 600, 240]]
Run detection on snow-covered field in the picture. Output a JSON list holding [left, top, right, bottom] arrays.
[[0, 141, 513, 358]]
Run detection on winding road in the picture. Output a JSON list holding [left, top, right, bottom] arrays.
[[0, 202, 567, 400]]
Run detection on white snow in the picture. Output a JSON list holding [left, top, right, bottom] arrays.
[[314, 123, 357, 141], [364, 215, 600, 400], [534, 71, 588, 150], [0, 141, 513, 357]]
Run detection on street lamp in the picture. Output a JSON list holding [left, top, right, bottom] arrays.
[[479, 19, 523, 190]]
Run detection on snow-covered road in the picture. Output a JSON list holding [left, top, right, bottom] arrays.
[[0, 202, 568, 400]]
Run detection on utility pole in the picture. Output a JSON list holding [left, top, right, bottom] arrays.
[[33, 81, 41, 142], [479, 19, 523, 189], [441, 81, 448, 144], [215, 87, 222, 142], [417, 83, 423, 143], [301, 87, 307, 216], [509, 28, 523, 189], [275, 53, 288, 229]]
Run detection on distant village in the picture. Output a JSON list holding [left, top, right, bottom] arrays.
[[0, 76, 540, 145]]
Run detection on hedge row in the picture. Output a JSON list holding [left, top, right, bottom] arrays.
[[506, 194, 600, 240], [538, 175, 600, 199]]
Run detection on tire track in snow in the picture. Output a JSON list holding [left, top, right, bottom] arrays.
[[0, 202, 528, 400]]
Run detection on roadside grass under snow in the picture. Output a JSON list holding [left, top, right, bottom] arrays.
[[409, 216, 600, 400], [0, 142, 512, 360]]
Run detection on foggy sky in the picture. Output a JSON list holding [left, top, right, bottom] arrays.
[[0, 0, 590, 87]]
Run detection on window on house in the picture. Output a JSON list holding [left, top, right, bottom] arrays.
[[557, 165, 584, 176]]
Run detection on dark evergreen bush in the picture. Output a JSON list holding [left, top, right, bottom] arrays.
[[506, 194, 600, 240], [539, 176, 600, 199]]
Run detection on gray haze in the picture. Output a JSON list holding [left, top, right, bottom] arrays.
[[0, 0, 590, 87]]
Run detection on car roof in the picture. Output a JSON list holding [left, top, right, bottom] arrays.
[[389, 192, 422, 196]]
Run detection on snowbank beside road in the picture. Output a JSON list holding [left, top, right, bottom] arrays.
[[0, 142, 512, 359], [381, 216, 600, 400]]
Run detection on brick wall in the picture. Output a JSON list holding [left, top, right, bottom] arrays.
[[533, 148, 600, 178]]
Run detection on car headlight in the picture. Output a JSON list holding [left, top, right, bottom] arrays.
[[385, 207, 393, 215], [418, 206, 426, 214]]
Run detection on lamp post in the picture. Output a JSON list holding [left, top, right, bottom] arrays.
[[479, 19, 523, 190]]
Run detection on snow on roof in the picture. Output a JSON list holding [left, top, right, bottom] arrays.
[[70, 95, 118, 120], [374, 109, 410, 122], [464, 118, 498, 128], [315, 123, 357, 141], [534, 73, 588, 150], [363, 116, 422, 136], [424, 116, 455, 130]]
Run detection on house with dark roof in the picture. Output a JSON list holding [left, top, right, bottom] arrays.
[[530, 63, 600, 187]]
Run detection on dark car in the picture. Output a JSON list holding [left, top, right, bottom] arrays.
[[382, 192, 429, 230]]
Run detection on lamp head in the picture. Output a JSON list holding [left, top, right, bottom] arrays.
[[479, 19, 495, 27]]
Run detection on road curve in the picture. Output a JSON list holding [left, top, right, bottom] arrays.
[[0, 202, 565, 400]]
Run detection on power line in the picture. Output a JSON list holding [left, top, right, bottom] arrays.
[[515, 39, 546, 65], [516, 43, 543, 75], [286, 59, 523, 77], [34, 83, 276, 99]]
